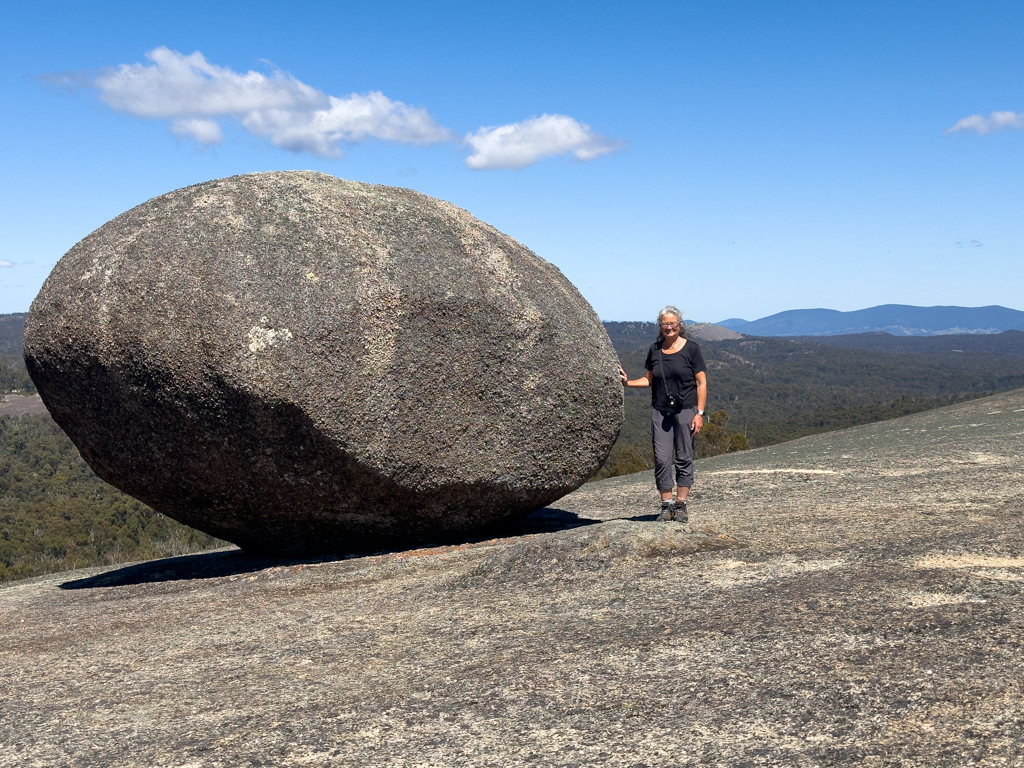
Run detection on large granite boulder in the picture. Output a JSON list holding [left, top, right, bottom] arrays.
[[25, 171, 622, 555]]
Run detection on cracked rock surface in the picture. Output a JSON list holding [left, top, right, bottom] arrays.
[[23, 171, 621, 554], [3, 390, 1024, 766]]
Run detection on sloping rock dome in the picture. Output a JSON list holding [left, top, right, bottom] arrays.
[[24, 171, 622, 554]]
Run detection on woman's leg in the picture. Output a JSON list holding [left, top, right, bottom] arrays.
[[651, 409, 675, 502], [673, 407, 697, 501]]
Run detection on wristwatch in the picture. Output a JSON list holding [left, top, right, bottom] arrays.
[[697, 410, 705, 416]]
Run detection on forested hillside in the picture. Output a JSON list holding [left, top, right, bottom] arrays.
[[1, 313, 35, 394], [786, 329, 1024, 354], [0, 312, 27, 355], [1, 354, 34, 394], [0, 414, 223, 583]]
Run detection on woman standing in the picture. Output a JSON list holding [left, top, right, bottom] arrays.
[[618, 306, 708, 522]]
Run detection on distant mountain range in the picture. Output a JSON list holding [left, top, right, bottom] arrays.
[[717, 304, 1024, 337]]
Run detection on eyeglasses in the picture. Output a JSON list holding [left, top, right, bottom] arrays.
[[660, 323, 680, 329]]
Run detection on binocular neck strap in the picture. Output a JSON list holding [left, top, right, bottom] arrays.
[[660, 344, 671, 397]]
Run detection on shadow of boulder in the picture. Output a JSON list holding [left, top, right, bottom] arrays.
[[59, 507, 601, 589]]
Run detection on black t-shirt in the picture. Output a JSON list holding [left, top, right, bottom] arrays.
[[645, 340, 707, 411]]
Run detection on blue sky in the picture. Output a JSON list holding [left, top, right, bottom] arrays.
[[1, 0, 1021, 322]]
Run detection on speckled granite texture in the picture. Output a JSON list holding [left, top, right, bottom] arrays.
[[23, 171, 622, 554], [2, 390, 1023, 766]]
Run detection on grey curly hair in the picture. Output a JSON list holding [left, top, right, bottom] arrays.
[[656, 305, 688, 340]]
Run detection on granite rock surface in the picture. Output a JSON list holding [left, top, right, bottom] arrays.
[[23, 171, 622, 554], [3, 389, 1023, 766]]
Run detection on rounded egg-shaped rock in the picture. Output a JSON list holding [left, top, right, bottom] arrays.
[[24, 171, 623, 555]]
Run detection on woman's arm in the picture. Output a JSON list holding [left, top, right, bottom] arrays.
[[618, 365, 653, 388], [691, 371, 707, 433]]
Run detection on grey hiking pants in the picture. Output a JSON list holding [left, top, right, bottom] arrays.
[[651, 407, 696, 492]]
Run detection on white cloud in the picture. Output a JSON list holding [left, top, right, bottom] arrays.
[[465, 114, 622, 170], [0, 261, 13, 268], [240, 91, 454, 156], [83, 47, 454, 157], [172, 118, 223, 145], [945, 110, 1024, 135], [43, 48, 625, 170]]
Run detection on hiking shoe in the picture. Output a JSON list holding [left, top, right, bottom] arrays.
[[656, 502, 675, 522], [674, 500, 688, 523]]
